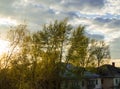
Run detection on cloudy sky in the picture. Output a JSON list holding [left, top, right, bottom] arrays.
[[0, 0, 120, 59]]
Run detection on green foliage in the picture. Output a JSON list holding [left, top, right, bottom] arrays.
[[67, 26, 89, 67], [0, 19, 109, 89]]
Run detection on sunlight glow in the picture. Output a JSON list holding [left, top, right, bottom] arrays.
[[0, 39, 10, 55], [0, 17, 17, 26]]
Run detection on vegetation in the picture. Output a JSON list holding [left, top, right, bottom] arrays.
[[0, 19, 110, 89]]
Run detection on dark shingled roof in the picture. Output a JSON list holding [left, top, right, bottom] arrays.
[[98, 64, 120, 78], [84, 71, 100, 78], [61, 63, 100, 79]]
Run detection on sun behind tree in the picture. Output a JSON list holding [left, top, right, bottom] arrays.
[[0, 39, 10, 55]]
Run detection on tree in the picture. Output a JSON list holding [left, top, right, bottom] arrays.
[[33, 19, 72, 89], [67, 26, 89, 67], [6, 19, 72, 89], [89, 40, 110, 67], [0, 19, 110, 89], [0, 24, 30, 89]]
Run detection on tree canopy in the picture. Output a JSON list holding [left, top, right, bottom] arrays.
[[0, 19, 110, 89]]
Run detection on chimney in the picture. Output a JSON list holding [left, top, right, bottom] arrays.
[[112, 62, 115, 67]]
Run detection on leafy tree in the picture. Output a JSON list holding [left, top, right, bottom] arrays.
[[0, 24, 30, 89], [67, 26, 99, 68], [67, 26, 89, 67], [0, 19, 110, 89], [33, 19, 72, 89]]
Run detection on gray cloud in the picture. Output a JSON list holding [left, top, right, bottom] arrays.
[[110, 37, 120, 59], [0, 0, 120, 58], [61, 0, 105, 12], [0, 0, 16, 16], [94, 17, 120, 30], [85, 32, 105, 40]]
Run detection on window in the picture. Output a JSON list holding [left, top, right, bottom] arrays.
[[116, 79, 118, 84], [88, 80, 94, 85], [87, 80, 96, 89], [65, 81, 68, 88], [72, 81, 78, 86], [96, 80, 98, 85], [101, 79, 104, 84], [82, 81, 84, 87]]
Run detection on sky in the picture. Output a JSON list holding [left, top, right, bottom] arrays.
[[0, 0, 120, 59]]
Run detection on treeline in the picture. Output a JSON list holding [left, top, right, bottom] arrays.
[[0, 19, 110, 89]]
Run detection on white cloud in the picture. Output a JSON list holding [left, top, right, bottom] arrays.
[[0, 17, 18, 26], [103, 0, 120, 14], [0, 0, 120, 58]]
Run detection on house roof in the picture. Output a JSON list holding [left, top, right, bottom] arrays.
[[98, 64, 120, 78], [61, 63, 100, 79], [61, 63, 83, 79], [84, 71, 100, 79]]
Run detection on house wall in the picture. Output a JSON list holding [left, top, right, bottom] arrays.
[[61, 78, 102, 89], [61, 79, 81, 89], [85, 78, 102, 89], [102, 78, 113, 89], [80, 80, 86, 89], [113, 78, 120, 89], [95, 78, 102, 89]]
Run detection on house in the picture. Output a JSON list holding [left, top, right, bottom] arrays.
[[83, 71, 102, 89], [60, 63, 102, 89], [60, 63, 81, 89], [61, 70, 102, 89], [60, 62, 120, 89], [98, 63, 120, 89]]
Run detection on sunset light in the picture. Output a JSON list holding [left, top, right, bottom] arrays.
[[0, 0, 120, 89], [0, 39, 10, 55], [0, 18, 17, 26]]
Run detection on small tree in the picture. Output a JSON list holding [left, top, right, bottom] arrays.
[[89, 40, 110, 67]]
